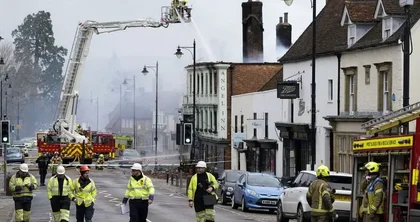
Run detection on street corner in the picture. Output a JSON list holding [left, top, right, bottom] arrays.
[[0, 195, 14, 222]]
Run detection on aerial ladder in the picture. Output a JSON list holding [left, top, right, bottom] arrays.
[[51, 4, 191, 161], [361, 101, 420, 135]]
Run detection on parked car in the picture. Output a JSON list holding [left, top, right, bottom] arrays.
[[108, 149, 141, 168], [277, 170, 352, 222], [231, 172, 284, 212], [6, 147, 25, 164], [216, 170, 246, 204]]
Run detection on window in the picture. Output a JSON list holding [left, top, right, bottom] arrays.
[[348, 25, 356, 46], [376, 63, 392, 112], [264, 113, 268, 138], [328, 79, 333, 101], [240, 115, 244, 133], [383, 17, 392, 39], [364, 65, 371, 84], [382, 71, 389, 112], [234, 115, 238, 133], [343, 67, 357, 113], [253, 113, 257, 137], [336, 135, 356, 173], [349, 75, 355, 113], [214, 110, 217, 132], [209, 72, 213, 94]]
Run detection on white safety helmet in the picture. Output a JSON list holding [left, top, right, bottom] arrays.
[[196, 161, 207, 168], [57, 165, 65, 175], [131, 163, 143, 171], [19, 163, 29, 173]]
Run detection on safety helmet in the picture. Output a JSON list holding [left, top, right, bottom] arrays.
[[196, 161, 207, 168], [77, 124, 81, 128], [99, 154, 104, 158], [80, 165, 90, 172], [131, 163, 142, 171], [365, 162, 380, 173], [316, 165, 330, 177], [19, 163, 29, 173], [57, 165, 65, 175]]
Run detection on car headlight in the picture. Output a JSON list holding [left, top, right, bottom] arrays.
[[246, 189, 258, 196], [227, 187, 234, 191]]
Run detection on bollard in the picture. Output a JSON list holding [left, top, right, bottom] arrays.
[[5, 172, 12, 196], [171, 174, 174, 185], [175, 175, 179, 186], [179, 171, 183, 188], [166, 173, 169, 184]]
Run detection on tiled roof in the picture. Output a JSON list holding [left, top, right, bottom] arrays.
[[381, 0, 405, 15], [258, 67, 283, 92], [346, 0, 377, 22], [279, 0, 348, 63]]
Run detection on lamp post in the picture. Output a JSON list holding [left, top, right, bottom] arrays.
[[174, 39, 196, 161], [310, 0, 317, 170], [142, 61, 159, 168], [123, 76, 136, 149]]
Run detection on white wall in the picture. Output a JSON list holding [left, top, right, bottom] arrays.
[[410, 21, 420, 111], [280, 56, 339, 168], [231, 89, 283, 176], [340, 45, 403, 112]]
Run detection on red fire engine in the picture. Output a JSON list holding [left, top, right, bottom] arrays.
[[351, 101, 420, 222]]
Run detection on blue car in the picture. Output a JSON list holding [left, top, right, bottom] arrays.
[[231, 172, 284, 212]]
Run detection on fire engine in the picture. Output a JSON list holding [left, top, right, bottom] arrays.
[[37, 2, 192, 164], [351, 101, 420, 222]]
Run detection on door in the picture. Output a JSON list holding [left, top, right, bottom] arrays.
[[283, 172, 303, 213], [233, 174, 245, 204]]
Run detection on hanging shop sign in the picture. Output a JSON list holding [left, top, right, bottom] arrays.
[[277, 81, 300, 99]]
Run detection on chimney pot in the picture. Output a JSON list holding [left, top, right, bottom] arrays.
[[284, 12, 289, 23], [279, 17, 283, 23]]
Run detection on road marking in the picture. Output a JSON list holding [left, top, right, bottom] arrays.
[[146, 219, 152, 222], [99, 190, 107, 194]]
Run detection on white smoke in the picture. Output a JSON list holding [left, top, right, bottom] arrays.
[[276, 44, 289, 61]]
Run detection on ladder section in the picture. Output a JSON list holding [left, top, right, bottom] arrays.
[[362, 101, 420, 135], [57, 26, 92, 120]]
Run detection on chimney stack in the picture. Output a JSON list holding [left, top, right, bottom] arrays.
[[242, 0, 264, 63], [279, 17, 283, 24], [276, 12, 292, 57]]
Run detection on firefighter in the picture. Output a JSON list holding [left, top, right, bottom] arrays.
[[47, 165, 74, 222], [35, 152, 50, 186], [306, 165, 335, 222], [96, 154, 105, 170], [76, 124, 84, 134], [362, 162, 385, 222], [188, 161, 219, 222], [9, 163, 38, 222], [51, 152, 63, 176], [359, 170, 370, 218], [122, 163, 155, 222], [22, 147, 29, 157], [73, 165, 97, 222]]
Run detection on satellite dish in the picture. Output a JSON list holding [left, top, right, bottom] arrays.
[[284, 0, 293, 6]]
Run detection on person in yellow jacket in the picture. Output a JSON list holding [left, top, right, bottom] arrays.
[[306, 165, 335, 222], [122, 163, 155, 222], [51, 152, 63, 176], [47, 165, 74, 222], [362, 162, 385, 222], [188, 161, 219, 222], [96, 154, 105, 170], [72, 165, 97, 222], [9, 163, 38, 222]]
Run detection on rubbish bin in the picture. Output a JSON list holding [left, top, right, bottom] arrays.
[[5, 172, 13, 196]]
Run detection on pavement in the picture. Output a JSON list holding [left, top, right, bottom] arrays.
[[0, 172, 14, 222]]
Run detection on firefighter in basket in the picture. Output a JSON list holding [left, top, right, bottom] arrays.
[[361, 162, 385, 222], [50, 152, 63, 176], [96, 154, 105, 170], [76, 124, 84, 135]]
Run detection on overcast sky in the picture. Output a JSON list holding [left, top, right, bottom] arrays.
[[0, 0, 326, 128]]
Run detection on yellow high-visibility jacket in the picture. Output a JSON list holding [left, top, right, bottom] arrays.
[[124, 175, 155, 200], [306, 179, 334, 216], [47, 175, 74, 200], [188, 172, 219, 201], [9, 173, 38, 198], [72, 178, 97, 207]]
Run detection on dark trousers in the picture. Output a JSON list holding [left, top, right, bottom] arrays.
[[39, 168, 47, 185], [14, 197, 32, 222], [76, 204, 94, 222], [50, 196, 71, 222], [129, 199, 149, 222]]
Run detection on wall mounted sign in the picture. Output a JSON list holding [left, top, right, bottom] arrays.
[[277, 81, 300, 99]]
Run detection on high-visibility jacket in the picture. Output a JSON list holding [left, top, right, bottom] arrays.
[[187, 172, 219, 201], [47, 175, 74, 200], [9, 173, 38, 198], [72, 178, 97, 207], [363, 177, 385, 215], [306, 179, 334, 216], [124, 175, 155, 200]]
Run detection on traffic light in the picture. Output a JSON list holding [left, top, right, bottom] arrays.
[[1, 120, 10, 144], [183, 123, 193, 145]]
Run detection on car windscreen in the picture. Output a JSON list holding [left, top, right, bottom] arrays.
[[123, 150, 140, 158], [328, 175, 352, 190], [247, 175, 282, 187], [226, 172, 244, 182], [7, 149, 20, 154]]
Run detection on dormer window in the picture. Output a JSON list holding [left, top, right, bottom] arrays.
[[348, 25, 356, 46], [383, 17, 392, 40]]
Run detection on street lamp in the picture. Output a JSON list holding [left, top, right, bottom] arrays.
[[142, 61, 159, 168], [4, 83, 11, 117], [123, 76, 136, 149], [174, 39, 197, 161], [310, 0, 317, 170]]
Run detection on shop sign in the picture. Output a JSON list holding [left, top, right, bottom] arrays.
[[277, 81, 300, 99], [352, 135, 413, 151]]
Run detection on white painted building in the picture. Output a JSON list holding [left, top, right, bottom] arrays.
[[182, 62, 231, 170], [231, 89, 283, 176]]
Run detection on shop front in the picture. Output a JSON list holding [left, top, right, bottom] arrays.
[[242, 138, 278, 175]]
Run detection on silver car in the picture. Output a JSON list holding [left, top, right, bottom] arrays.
[[6, 147, 25, 164]]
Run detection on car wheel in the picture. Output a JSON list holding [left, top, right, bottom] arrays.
[[297, 204, 308, 222], [231, 195, 239, 209], [277, 201, 289, 222], [221, 192, 227, 205], [241, 197, 249, 212]]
